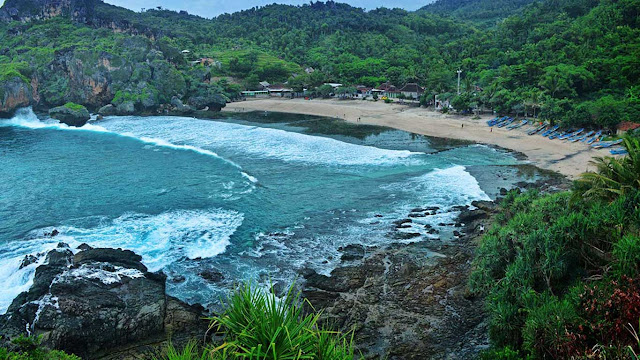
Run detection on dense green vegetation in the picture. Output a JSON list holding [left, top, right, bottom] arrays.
[[1, 0, 639, 127], [471, 138, 640, 358], [155, 284, 354, 360], [420, 0, 536, 26], [0, 336, 79, 360]]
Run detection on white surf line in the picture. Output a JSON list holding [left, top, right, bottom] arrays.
[[1, 109, 259, 183]]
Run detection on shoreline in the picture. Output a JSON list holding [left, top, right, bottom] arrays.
[[225, 98, 610, 179]]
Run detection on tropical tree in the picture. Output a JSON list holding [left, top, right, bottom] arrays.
[[575, 137, 640, 201]]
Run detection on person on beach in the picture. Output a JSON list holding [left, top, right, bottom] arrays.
[[462, 124, 464, 129], [491, 127, 493, 132]]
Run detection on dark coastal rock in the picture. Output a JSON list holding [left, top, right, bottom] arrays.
[[411, 206, 439, 212], [171, 97, 194, 114], [302, 239, 489, 359], [199, 269, 224, 283], [49, 105, 90, 127], [19, 254, 38, 269], [471, 200, 498, 213], [458, 208, 489, 223], [0, 247, 206, 358], [116, 101, 135, 115], [98, 104, 116, 116], [393, 232, 421, 240], [0, 77, 32, 117], [338, 244, 366, 261], [407, 213, 426, 218], [76, 243, 93, 251], [393, 219, 412, 226]]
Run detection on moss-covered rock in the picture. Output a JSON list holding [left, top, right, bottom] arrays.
[[49, 102, 90, 126]]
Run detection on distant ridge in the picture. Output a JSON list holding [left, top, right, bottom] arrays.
[[420, 0, 537, 24]]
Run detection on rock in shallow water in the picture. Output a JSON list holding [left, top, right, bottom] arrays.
[[0, 247, 206, 359], [49, 105, 90, 127]]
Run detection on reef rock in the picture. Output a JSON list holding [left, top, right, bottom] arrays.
[[49, 104, 90, 127], [0, 246, 206, 359]]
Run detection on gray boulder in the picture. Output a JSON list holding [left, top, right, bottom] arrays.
[[98, 104, 116, 116], [116, 101, 135, 115], [49, 104, 90, 127], [0, 247, 206, 358]]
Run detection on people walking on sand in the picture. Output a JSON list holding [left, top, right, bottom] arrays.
[[461, 123, 464, 129], [490, 127, 493, 132]]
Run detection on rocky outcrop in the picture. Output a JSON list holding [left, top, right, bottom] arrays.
[[0, 246, 207, 359], [0, 0, 99, 23], [49, 104, 90, 126], [301, 205, 496, 359], [0, 77, 32, 117]]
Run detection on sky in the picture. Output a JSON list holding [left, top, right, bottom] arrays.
[[0, 0, 429, 18], [101, 0, 429, 18]]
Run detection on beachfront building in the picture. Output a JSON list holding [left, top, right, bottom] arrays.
[[434, 95, 452, 110], [241, 90, 269, 98], [376, 82, 399, 98], [617, 121, 640, 135], [398, 83, 424, 100], [268, 84, 294, 97], [356, 85, 373, 98]]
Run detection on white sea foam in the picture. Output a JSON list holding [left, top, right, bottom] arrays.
[[97, 116, 426, 166], [0, 208, 243, 314], [0, 108, 258, 183]]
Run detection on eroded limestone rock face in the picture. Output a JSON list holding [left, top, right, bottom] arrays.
[[0, 77, 32, 117], [0, 246, 206, 359]]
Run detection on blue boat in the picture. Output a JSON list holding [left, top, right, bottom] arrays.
[[593, 139, 623, 149], [559, 128, 584, 140], [497, 118, 515, 128], [508, 120, 527, 130], [610, 148, 628, 155], [528, 125, 546, 135], [571, 131, 594, 142], [549, 131, 568, 140], [541, 125, 559, 137], [587, 131, 603, 144]]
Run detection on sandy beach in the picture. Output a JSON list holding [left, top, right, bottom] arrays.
[[226, 98, 611, 178]]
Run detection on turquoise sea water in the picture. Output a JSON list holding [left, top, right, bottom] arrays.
[[0, 108, 522, 312]]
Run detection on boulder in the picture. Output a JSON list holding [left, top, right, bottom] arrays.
[[49, 104, 90, 127], [171, 96, 193, 114], [115, 101, 135, 115], [0, 247, 206, 358], [98, 104, 116, 116], [199, 269, 224, 283], [338, 244, 366, 262]]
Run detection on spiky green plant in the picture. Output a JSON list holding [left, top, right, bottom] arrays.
[[154, 340, 209, 360], [575, 137, 640, 201], [207, 283, 353, 360]]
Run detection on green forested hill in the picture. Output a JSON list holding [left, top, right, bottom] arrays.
[[0, 0, 639, 129], [419, 0, 537, 25]]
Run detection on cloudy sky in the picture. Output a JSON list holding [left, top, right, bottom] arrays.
[[0, 0, 430, 18]]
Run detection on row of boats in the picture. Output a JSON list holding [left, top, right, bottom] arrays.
[[486, 117, 628, 155]]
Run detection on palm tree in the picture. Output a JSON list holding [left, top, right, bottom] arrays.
[[575, 136, 640, 201]]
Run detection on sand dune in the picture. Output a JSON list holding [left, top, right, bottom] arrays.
[[226, 98, 612, 179]]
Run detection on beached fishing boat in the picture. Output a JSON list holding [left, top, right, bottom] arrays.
[[508, 120, 528, 130], [549, 130, 568, 140], [497, 118, 515, 128], [528, 125, 546, 135], [593, 139, 623, 149], [571, 131, 594, 142], [587, 131, 603, 144], [541, 125, 559, 137], [559, 128, 584, 140], [610, 148, 628, 155]]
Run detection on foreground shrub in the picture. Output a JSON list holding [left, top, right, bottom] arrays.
[[0, 336, 80, 360], [471, 188, 640, 358], [158, 284, 355, 360], [208, 284, 354, 359]]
